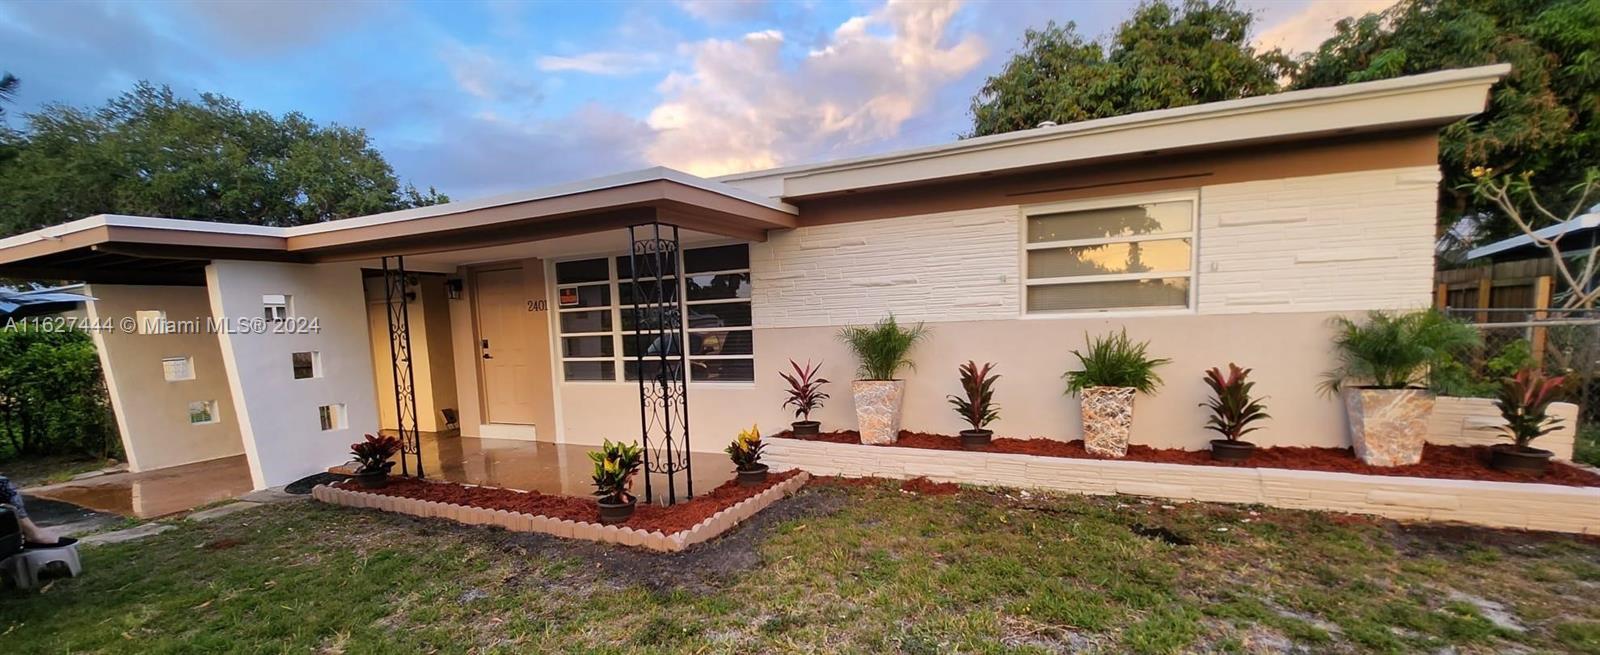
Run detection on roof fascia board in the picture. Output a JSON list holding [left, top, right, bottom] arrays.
[[1466, 213, 1600, 259]]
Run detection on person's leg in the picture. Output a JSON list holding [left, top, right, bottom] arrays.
[[0, 475, 57, 545]]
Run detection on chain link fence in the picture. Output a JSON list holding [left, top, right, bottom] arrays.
[[1440, 308, 1600, 426]]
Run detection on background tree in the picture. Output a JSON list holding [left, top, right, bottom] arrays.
[[1295, 0, 1600, 241], [0, 73, 16, 119], [969, 0, 1292, 136], [0, 82, 446, 237]]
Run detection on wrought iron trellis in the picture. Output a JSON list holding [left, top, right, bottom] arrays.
[[628, 223, 692, 505], [382, 256, 424, 478]]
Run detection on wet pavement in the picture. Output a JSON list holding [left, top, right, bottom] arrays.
[[26, 455, 254, 519], [418, 434, 736, 506]]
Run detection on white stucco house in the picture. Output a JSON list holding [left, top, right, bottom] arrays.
[[0, 65, 1516, 491]]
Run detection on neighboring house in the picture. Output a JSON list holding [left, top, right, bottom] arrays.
[[0, 65, 1509, 490]]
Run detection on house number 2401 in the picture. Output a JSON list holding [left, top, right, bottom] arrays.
[[527, 300, 548, 312]]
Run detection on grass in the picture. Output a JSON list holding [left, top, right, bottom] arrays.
[[6, 479, 1600, 653], [1575, 424, 1600, 468], [1, 454, 116, 487]]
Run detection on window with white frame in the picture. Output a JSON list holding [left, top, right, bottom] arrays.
[[188, 400, 218, 425], [554, 244, 754, 382], [161, 356, 194, 382], [1023, 193, 1197, 314]]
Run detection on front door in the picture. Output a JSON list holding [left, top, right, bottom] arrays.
[[475, 268, 538, 425]]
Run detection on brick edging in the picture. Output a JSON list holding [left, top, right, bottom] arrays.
[[311, 472, 811, 551]]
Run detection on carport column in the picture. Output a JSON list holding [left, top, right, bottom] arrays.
[[206, 260, 382, 489]]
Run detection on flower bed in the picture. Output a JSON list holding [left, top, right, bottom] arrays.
[[314, 471, 809, 551], [776, 430, 1600, 487]]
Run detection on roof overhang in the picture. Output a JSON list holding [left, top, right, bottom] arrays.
[[1467, 212, 1600, 261], [717, 64, 1511, 200], [0, 168, 798, 284]]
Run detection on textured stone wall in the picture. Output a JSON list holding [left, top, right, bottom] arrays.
[[1428, 397, 1578, 460]]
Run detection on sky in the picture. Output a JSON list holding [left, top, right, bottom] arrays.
[[0, 0, 1394, 201]]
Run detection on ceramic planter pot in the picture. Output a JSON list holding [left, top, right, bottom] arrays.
[[1343, 387, 1435, 467], [1081, 386, 1137, 457], [1210, 439, 1255, 462], [960, 429, 993, 449], [597, 496, 637, 525], [355, 469, 390, 489], [737, 464, 770, 487], [1490, 444, 1552, 476], [791, 420, 821, 437], [852, 380, 906, 445]]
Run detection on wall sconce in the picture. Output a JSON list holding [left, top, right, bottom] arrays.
[[445, 278, 464, 300]]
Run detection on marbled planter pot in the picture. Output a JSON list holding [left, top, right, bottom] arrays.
[[1344, 387, 1435, 467], [1081, 386, 1137, 458], [852, 380, 906, 445]]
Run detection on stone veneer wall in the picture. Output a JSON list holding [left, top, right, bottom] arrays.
[[765, 439, 1600, 534], [1428, 398, 1578, 460]]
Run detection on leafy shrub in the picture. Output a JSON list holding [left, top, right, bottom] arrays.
[[589, 439, 643, 503], [1200, 364, 1269, 442], [0, 325, 118, 462], [838, 316, 928, 381], [1430, 338, 1534, 398], [725, 425, 765, 471], [1063, 330, 1170, 394], [1495, 368, 1567, 450], [947, 361, 1000, 431], [779, 360, 829, 421], [1321, 310, 1480, 393], [349, 434, 401, 474]]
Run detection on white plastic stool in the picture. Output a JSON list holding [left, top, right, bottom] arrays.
[[2, 542, 81, 590]]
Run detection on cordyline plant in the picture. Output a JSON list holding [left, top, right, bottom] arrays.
[[779, 359, 829, 421], [1063, 329, 1169, 394], [1320, 309, 1480, 394], [589, 439, 643, 504], [1200, 364, 1269, 442], [350, 434, 401, 474], [838, 315, 928, 380], [947, 361, 1000, 431], [725, 425, 765, 472], [1495, 368, 1567, 451]]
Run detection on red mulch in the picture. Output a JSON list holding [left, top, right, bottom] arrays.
[[777, 430, 1600, 487], [334, 470, 800, 535], [901, 477, 959, 495]]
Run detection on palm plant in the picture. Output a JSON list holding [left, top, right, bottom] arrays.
[[779, 360, 829, 421], [1200, 364, 1269, 442], [1495, 368, 1567, 451], [838, 316, 928, 380], [947, 361, 1000, 431], [1063, 330, 1170, 394], [588, 439, 643, 504], [1320, 310, 1480, 393]]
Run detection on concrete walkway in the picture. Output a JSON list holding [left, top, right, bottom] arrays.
[[65, 486, 305, 547]]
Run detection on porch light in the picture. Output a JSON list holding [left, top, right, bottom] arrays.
[[445, 278, 463, 300]]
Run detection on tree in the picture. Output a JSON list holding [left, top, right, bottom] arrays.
[[0, 82, 446, 237], [1472, 167, 1600, 308], [0, 73, 16, 119], [969, 0, 1293, 136], [1295, 0, 1600, 240]]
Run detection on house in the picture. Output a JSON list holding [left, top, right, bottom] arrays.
[[0, 65, 1511, 492]]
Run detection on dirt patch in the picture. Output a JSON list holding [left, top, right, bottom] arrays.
[[900, 477, 959, 496], [777, 430, 1600, 487], [334, 470, 800, 535], [203, 538, 244, 551]]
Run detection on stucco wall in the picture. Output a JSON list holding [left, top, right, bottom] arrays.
[[85, 284, 245, 472], [207, 261, 380, 489], [364, 274, 458, 433]]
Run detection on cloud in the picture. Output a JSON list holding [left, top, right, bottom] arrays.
[[440, 42, 544, 104], [536, 52, 659, 76], [1253, 0, 1396, 54], [175, 0, 378, 56], [675, 0, 775, 24], [645, 0, 986, 177]]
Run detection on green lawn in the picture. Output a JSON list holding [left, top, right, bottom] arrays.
[[1, 454, 115, 487], [6, 479, 1600, 654]]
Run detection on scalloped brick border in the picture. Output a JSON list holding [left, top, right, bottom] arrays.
[[311, 472, 810, 551]]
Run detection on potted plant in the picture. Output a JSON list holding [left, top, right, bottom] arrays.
[[349, 434, 402, 489], [947, 361, 1000, 449], [589, 439, 644, 525], [1201, 364, 1269, 462], [726, 425, 769, 486], [780, 360, 830, 437], [1489, 368, 1567, 475], [1322, 310, 1479, 466], [1064, 330, 1169, 458], [838, 316, 928, 445]]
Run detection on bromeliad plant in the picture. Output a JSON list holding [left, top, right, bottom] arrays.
[[1200, 364, 1270, 461], [726, 425, 770, 486], [1490, 368, 1568, 475], [947, 361, 1000, 448], [780, 360, 830, 436], [349, 434, 402, 488], [589, 439, 644, 506]]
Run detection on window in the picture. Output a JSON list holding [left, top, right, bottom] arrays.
[[188, 400, 218, 425], [135, 310, 167, 335], [1023, 194, 1196, 314], [554, 244, 755, 383], [161, 356, 194, 382], [263, 294, 291, 321], [292, 351, 321, 380], [318, 403, 347, 431]]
